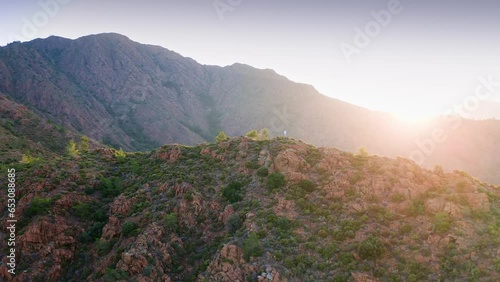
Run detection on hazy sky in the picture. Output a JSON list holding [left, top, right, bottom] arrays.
[[1, 0, 499, 120]]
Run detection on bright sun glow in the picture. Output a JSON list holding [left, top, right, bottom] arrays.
[[392, 110, 438, 124]]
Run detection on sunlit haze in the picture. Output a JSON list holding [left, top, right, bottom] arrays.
[[1, 0, 499, 120]]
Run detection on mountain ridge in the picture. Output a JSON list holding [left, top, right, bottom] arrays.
[[0, 33, 499, 184]]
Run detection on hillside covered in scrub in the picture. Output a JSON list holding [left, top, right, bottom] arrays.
[[1, 136, 499, 281]]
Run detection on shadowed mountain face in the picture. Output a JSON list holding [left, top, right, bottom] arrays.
[[0, 33, 499, 183]]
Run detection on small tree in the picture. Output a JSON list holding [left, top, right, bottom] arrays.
[[357, 147, 369, 158], [245, 130, 258, 139], [243, 232, 263, 261], [246, 129, 269, 140], [66, 140, 79, 157], [20, 153, 40, 164], [115, 148, 126, 163], [216, 131, 229, 143], [79, 136, 90, 153], [259, 128, 269, 140]]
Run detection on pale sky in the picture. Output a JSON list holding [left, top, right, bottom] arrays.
[[1, 0, 499, 121]]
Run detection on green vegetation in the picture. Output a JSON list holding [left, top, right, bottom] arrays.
[[433, 212, 452, 233], [104, 268, 129, 281], [245, 129, 269, 140], [267, 172, 286, 191], [20, 153, 40, 165], [164, 213, 178, 231], [243, 232, 263, 261], [222, 181, 244, 203], [114, 148, 127, 163], [23, 196, 55, 220], [98, 176, 125, 198], [226, 213, 242, 234], [72, 201, 106, 222], [78, 136, 90, 153], [357, 236, 385, 260], [215, 131, 229, 143], [66, 140, 79, 157], [121, 221, 139, 237], [256, 167, 269, 177], [97, 239, 114, 256], [297, 179, 316, 193]]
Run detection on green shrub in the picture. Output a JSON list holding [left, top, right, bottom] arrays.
[[222, 181, 244, 203], [80, 222, 106, 243], [243, 232, 263, 261], [121, 221, 139, 237], [298, 179, 316, 193], [98, 176, 124, 198], [24, 196, 54, 219], [256, 167, 269, 177], [357, 236, 385, 260], [246, 161, 260, 169], [267, 172, 286, 191], [104, 267, 128, 280], [433, 212, 452, 233], [115, 148, 127, 163], [245, 130, 258, 139], [97, 239, 114, 256], [318, 229, 328, 238], [399, 223, 413, 235], [390, 193, 406, 203], [407, 198, 426, 216], [164, 213, 178, 231], [226, 213, 242, 234], [72, 201, 106, 222]]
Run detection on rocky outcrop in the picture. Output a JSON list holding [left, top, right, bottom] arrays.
[[16, 216, 80, 281], [271, 147, 310, 182], [219, 205, 235, 224], [204, 244, 247, 282], [110, 194, 133, 216], [153, 146, 182, 163], [115, 224, 172, 280], [102, 216, 121, 240]]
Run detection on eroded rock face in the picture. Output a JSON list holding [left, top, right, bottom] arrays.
[[115, 224, 171, 280], [110, 194, 132, 216], [219, 205, 235, 224], [205, 244, 247, 282], [203, 245, 288, 282], [16, 216, 81, 281], [102, 216, 121, 240], [153, 146, 182, 163], [466, 193, 490, 212], [271, 147, 310, 182]]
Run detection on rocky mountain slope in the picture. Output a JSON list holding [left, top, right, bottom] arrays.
[[0, 92, 103, 167], [0, 33, 499, 184], [1, 137, 499, 281]]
